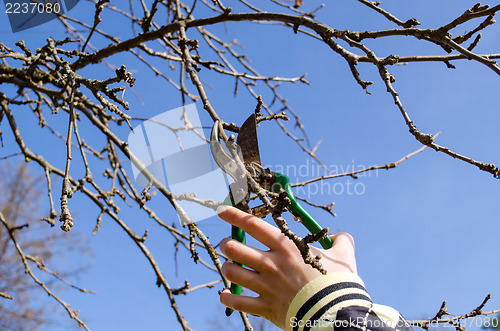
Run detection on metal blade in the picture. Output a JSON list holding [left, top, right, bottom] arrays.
[[210, 121, 248, 204], [210, 121, 241, 182], [237, 114, 261, 165]]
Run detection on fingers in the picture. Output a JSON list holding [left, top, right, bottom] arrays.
[[217, 205, 284, 250], [221, 261, 269, 294], [310, 232, 357, 274], [220, 238, 281, 276], [220, 238, 266, 269], [332, 232, 357, 274], [220, 288, 268, 317], [331, 232, 355, 251]]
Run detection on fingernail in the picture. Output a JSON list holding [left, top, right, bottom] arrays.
[[217, 205, 228, 215], [218, 288, 231, 295], [218, 288, 229, 295]]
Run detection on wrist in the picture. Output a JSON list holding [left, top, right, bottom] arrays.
[[285, 272, 371, 331]]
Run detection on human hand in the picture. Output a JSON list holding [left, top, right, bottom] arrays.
[[217, 205, 357, 329]]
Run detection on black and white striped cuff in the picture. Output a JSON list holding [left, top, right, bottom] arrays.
[[286, 272, 372, 331]]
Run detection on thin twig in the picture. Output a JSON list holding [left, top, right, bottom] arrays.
[[0, 212, 91, 330]]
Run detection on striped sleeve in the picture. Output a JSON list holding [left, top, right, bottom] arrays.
[[285, 272, 412, 331]]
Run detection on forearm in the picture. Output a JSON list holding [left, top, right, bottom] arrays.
[[286, 272, 412, 331]]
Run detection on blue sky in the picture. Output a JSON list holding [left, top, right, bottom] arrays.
[[0, 1, 499, 330]]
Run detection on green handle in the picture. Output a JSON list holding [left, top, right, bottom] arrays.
[[222, 195, 245, 316], [271, 173, 333, 250]]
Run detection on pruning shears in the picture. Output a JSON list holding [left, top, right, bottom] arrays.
[[210, 114, 333, 316]]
